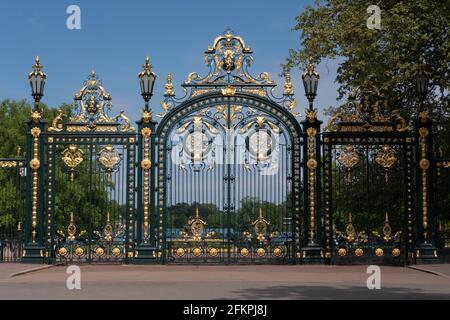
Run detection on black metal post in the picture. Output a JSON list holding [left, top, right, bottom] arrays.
[[300, 110, 324, 263], [414, 110, 439, 263], [134, 109, 158, 264]]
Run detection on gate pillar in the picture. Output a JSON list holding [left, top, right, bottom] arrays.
[[301, 110, 324, 263], [414, 111, 439, 263], [23, 58, 47, 263], [134, 110, 158, 263]]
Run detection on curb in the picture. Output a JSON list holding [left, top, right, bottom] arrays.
[[9, 264, 59, 278], [407, 265, 450, 279]]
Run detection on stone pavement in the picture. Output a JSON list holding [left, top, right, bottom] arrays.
[[0, 264, 449, 299]]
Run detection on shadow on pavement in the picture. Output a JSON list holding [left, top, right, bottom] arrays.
[[225, 285, 450, 300]]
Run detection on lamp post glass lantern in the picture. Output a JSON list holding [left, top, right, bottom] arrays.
[[302, 62, 319, 110], [415, 64, 430, 102], [28, 56, 46, 110], [138, 56, 157, 110]]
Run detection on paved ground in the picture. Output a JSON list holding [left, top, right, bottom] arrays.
[[0, 264, 449, 299]]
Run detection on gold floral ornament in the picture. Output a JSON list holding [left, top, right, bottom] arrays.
[[75, 247, 84, 257], [338, 248, 347, 257], [111, 247, 121, 257], [98, 145, 122, 180], [240, 248, 249, 257], [61, 145, 84, 181], [392, 248, 401, 257], [337, 145, 360, 184], [252, 208, 270, 242], [58, 247, 68, 257], [192, 247, 202, 257], [175, 248, 186, 257], [141, 127, 152, 137], [29, 158, 41, 170], [375, 145, 397, 183], [375, 248, 384, 257], [354, 248, 364, 257], [141, 110, 153, 123], [209, 248, 219, 257], [256, 248, 266, 257], [95, 247, 105, 257], [273, 247, 283, 257]]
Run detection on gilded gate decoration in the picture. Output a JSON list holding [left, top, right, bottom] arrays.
[[322, 89, 414, 264], [18, 31, 444, 265], [156, 30, 303, 263], [23, 69, 137, 263]]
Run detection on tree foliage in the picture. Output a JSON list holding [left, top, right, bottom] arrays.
[[286, 0, 450, 230]]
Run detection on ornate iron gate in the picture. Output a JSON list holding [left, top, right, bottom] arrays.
[[25, 72, 137, 263], [155, 30, 303, 264], [322, 90, 414, 265], [18, 30, 443, 265], [0, 155, 25, 262]]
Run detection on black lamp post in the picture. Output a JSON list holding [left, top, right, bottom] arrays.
[[302, 62, 320, 110], [138, 56, 157, 111], [415, 64, 430, 112], [28, 56, 46, 112]]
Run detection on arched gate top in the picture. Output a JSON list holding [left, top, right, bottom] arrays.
[[155, 29, 302, 138]]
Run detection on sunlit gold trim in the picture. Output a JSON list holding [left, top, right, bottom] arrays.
[[221, 85, 236, 96]]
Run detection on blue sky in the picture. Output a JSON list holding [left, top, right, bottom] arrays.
[[0, 0, 340, 122]]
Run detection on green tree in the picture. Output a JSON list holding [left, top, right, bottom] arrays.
[[0, 99, 111, 237], [285, 0, 450, 229]]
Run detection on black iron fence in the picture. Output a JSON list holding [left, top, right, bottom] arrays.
[[0, 158, 25, 262]]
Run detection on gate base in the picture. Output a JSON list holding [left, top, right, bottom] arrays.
[[415, 243, 439, 264], [301, 245, 325, 264], [133, 245, 158, 264], [22, 245, 45, 264]]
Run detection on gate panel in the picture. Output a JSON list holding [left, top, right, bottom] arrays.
[[155, 30, 303, 264], [48, 136, 135, 263], [322, 90, 414, 265], [323, 137, 412, 265]]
